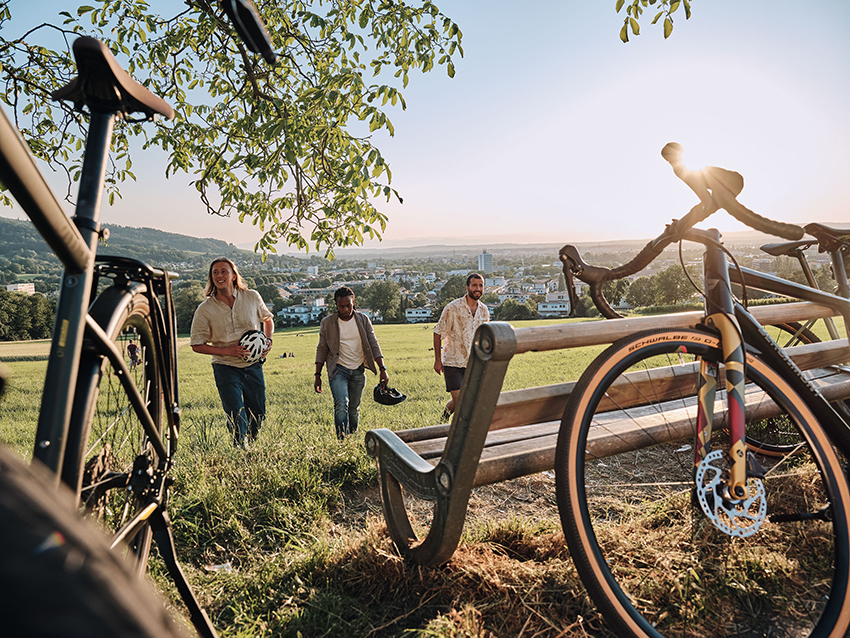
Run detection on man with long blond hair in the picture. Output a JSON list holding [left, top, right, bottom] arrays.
[[191, 257, 274, 446]]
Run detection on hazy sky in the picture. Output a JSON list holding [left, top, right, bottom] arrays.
[[4, 1, 850, 252]]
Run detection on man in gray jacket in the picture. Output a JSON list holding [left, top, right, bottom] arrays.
[[314, 286, 389, 438]]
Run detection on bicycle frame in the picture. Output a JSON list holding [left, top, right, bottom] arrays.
[[688, 229, 850, 480], [0, 105, 176, 483], [761, 241, 843, 340]]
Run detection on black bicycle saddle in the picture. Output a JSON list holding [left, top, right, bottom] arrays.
[[52, 36, 174, 120], [804, 222, 850, 253]]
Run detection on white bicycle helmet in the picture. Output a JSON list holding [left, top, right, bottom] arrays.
[[238, 330, 269, 364]]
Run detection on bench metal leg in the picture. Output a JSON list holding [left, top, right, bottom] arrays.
[[366, 323, 517, 566]]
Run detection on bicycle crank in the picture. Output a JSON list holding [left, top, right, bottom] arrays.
[[695, 449, 767, 537]]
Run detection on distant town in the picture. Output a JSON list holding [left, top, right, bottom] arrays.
[[1, 212, 836, 340]]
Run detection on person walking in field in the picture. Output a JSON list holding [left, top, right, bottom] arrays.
[[190, 257, 273, 446], [127, 339, 140, 371], [434, 273, 490, 419], [314, 286, 389, 439]]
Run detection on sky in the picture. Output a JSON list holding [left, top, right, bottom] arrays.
[[4, 0, 850, 253]]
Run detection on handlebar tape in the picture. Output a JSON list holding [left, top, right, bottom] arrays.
[[661, 142, 804, 241], [560, 245, 626, 320], [703, 170, 804, 240]]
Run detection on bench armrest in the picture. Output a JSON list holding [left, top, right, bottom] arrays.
[[365, 429, 438, 500]]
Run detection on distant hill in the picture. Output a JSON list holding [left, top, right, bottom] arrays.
[[325, 224, 841, 261], [0, 217, 236, 258], [0, 217, 270, 293]]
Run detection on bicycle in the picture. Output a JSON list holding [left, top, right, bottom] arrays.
[[0, 2, 275, 635], [555, 142, 850, 638]]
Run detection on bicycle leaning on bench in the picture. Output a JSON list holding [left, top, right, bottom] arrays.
[[0, 2, 276, 636], [556, 142, 850, 638]]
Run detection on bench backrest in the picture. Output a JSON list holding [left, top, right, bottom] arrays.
[[397, 302, 848, 444]]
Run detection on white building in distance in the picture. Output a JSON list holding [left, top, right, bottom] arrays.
[[405, 307, 432, 323], [6, 283, 35, 295], [478, 250, 493, 273]]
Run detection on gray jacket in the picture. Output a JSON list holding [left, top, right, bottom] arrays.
[[315, 311, 383, 379]]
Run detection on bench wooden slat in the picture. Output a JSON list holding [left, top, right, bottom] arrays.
[[512, 302, 840, 354]]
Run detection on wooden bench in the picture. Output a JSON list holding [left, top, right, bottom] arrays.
[[364, 302, 850, 566]]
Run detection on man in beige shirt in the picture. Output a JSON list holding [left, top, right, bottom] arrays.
[[434, 273, 490, 419], [190, 258, 273, 446]]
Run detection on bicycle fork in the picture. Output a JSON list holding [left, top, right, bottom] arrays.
[[691, 229, 767, 537]]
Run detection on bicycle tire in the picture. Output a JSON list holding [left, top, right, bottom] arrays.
[[63, 285, 168, 574], [555, 328, 850, 638], [0, 445, 187, 637]]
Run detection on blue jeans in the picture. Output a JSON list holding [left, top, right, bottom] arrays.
[[328, 364, 366, 439], [212, 361, 265, 445]]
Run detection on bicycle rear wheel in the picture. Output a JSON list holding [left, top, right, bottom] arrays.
[[768, 321, 820, 348], [64, 284, 168, 574], [556, 328, 850, 638]]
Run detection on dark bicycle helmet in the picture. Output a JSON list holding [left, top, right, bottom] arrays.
[[374, 381, 406, 406], [238, 330, 269, 364]]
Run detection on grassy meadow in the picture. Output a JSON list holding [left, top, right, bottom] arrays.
[[1, 312, 846, 637], [0, 318, 611, 637]]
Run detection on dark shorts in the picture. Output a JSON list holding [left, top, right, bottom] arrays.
[[443, 366, 465, 392]]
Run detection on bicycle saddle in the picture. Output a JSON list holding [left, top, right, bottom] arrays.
[[760, 240, 817, 257], [52, 37, 174, 120], [803, 222, 850, 253]]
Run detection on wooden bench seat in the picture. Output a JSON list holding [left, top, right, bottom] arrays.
[[365, 302, 850, 566], [400, 363, 850, 487]]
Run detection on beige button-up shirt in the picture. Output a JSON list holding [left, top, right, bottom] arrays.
[[434, 296, 490, 368], [190, 289, 273, 368]]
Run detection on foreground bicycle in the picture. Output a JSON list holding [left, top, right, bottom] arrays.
[[556, 143, 850, 638], [0, 2, 275, 635]]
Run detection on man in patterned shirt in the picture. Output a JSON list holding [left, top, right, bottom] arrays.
[[433, 273, 490, 419]]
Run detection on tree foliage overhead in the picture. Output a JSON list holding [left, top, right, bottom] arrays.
[[616, 0, 692, 42], [0, 0, 463, 256]]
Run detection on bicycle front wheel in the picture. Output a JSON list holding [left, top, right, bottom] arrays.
[[0, 445, 187, 637], [555, 328, 850, 638], [64, 285, 167, 574]]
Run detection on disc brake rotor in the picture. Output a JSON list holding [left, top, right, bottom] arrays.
[[695, 449, 766, 537]]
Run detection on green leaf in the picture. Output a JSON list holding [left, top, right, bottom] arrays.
[[77, 5, 95, 15], [615, 0, 626, 12], [619, 23, 629, 43], [630, 17, 640, 35], [663, 17, 673, 38]]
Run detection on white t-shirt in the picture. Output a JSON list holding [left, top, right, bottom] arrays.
[[337, 316, 364, 369]]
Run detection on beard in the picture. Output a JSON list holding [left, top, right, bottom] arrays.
[[468, 289, 482, 300]]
